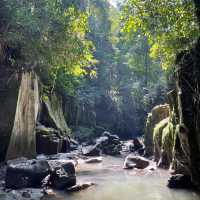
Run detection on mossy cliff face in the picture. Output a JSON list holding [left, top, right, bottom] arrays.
[[145, 42, 200, 187], [174, 42, 200, 187]]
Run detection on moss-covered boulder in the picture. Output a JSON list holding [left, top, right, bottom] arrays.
[[144, 104, 170, 156]]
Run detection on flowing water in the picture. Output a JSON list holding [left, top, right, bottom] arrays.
[[44, 156, 200, 200]]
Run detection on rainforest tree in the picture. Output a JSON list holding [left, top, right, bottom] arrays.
[[122, 0, 199, 69]]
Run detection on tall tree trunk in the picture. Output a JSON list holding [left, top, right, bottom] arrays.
[[6, 71, 39, 160]]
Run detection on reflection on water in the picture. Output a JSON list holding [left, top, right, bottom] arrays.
[[44, 156, 200, 200]]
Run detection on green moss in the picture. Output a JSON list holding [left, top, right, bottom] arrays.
[[153, 117, 169, 145], [161, 122, 175, 157]]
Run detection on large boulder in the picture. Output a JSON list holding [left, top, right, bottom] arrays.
[[47, 162, 76, 190], [124, 155, 150, 169], [167, 174, 194, 189], [144, 104, 170, 156], [132, 138, 143, 151], [81, 131, 121, 156], [82, 145, 101, 157], [36, 125, 70, 155], [5, 159, 50, 189], [95, 131, 121, 155]]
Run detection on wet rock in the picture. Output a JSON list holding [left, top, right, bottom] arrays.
[[146, 165, 157, 171], [36, 154, 49, 161], [167, 174, 194, 189], [95, 131, 121, 155], [43, 188, 56, 197], [96, 136, 109, 146], [66, 182, 95, 193], [47, 162, 76, 190], [36, 125, 70, 155], [4, 189, 44, 200], [121, 141, 134, 152], [124, 155, 150, 169], [36, 133, 61, 155], [123, 163, 136, 170], [22, 191, 31, 198], [7, 157, 28, 165], [48, 152, 78, 160], [82, 145, 101, 156], [0, 163, 7, 182], [70, 139, 79, 150], [0, 180, 5, 189], [137, 148, 145, 156], [85, 157, 103, 164], [6, 160, 50, 189], [60, 137, 71, 153], [102, 131, 119, 140], [102, 144, 121, 155], [132, 138, 143, 151]]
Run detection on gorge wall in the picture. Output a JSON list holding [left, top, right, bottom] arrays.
[[145, 41, 200, 188]]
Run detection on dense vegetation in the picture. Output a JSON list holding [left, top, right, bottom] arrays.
[[122, 0, 199, 69], [62, 0, 168, 140], [1, 0, 199, 141]]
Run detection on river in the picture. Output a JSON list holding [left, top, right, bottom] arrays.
[[43, 156, 200, 200]]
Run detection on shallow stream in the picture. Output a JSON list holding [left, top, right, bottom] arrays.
[[45, 156, 200, 200]]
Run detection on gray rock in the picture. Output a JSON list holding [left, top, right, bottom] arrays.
[[6, 160, 50, 189], [66, 182, 95, 193], [85, 157, 103, 164], [167, 174, 194, 189], [47, 162, 76, 190], [124, 155, 150, 169], [82, 145, 100, 156]]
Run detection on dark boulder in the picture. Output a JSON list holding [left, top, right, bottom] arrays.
[[124, 155, 149, 169], [60, 137, 71, 153], [82, 145, 101, 156], [132, 138, 143, 151], [102, 144, 121, 155], [95, 131, 121, 155], [36, 125, 70, 155], [5, 160, 50, 189], [167, 174, 194, 189], [102, 131, 120, 143], [96, 136, 109, 146], [47, 162, 76, 190]]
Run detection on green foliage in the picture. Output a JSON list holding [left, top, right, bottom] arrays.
[[122, 0, 199, 69], [0, 0, 96, 94], [153, 118, 169, 144]]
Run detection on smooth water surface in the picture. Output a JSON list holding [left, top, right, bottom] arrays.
[[45, 156, 200, 200]]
